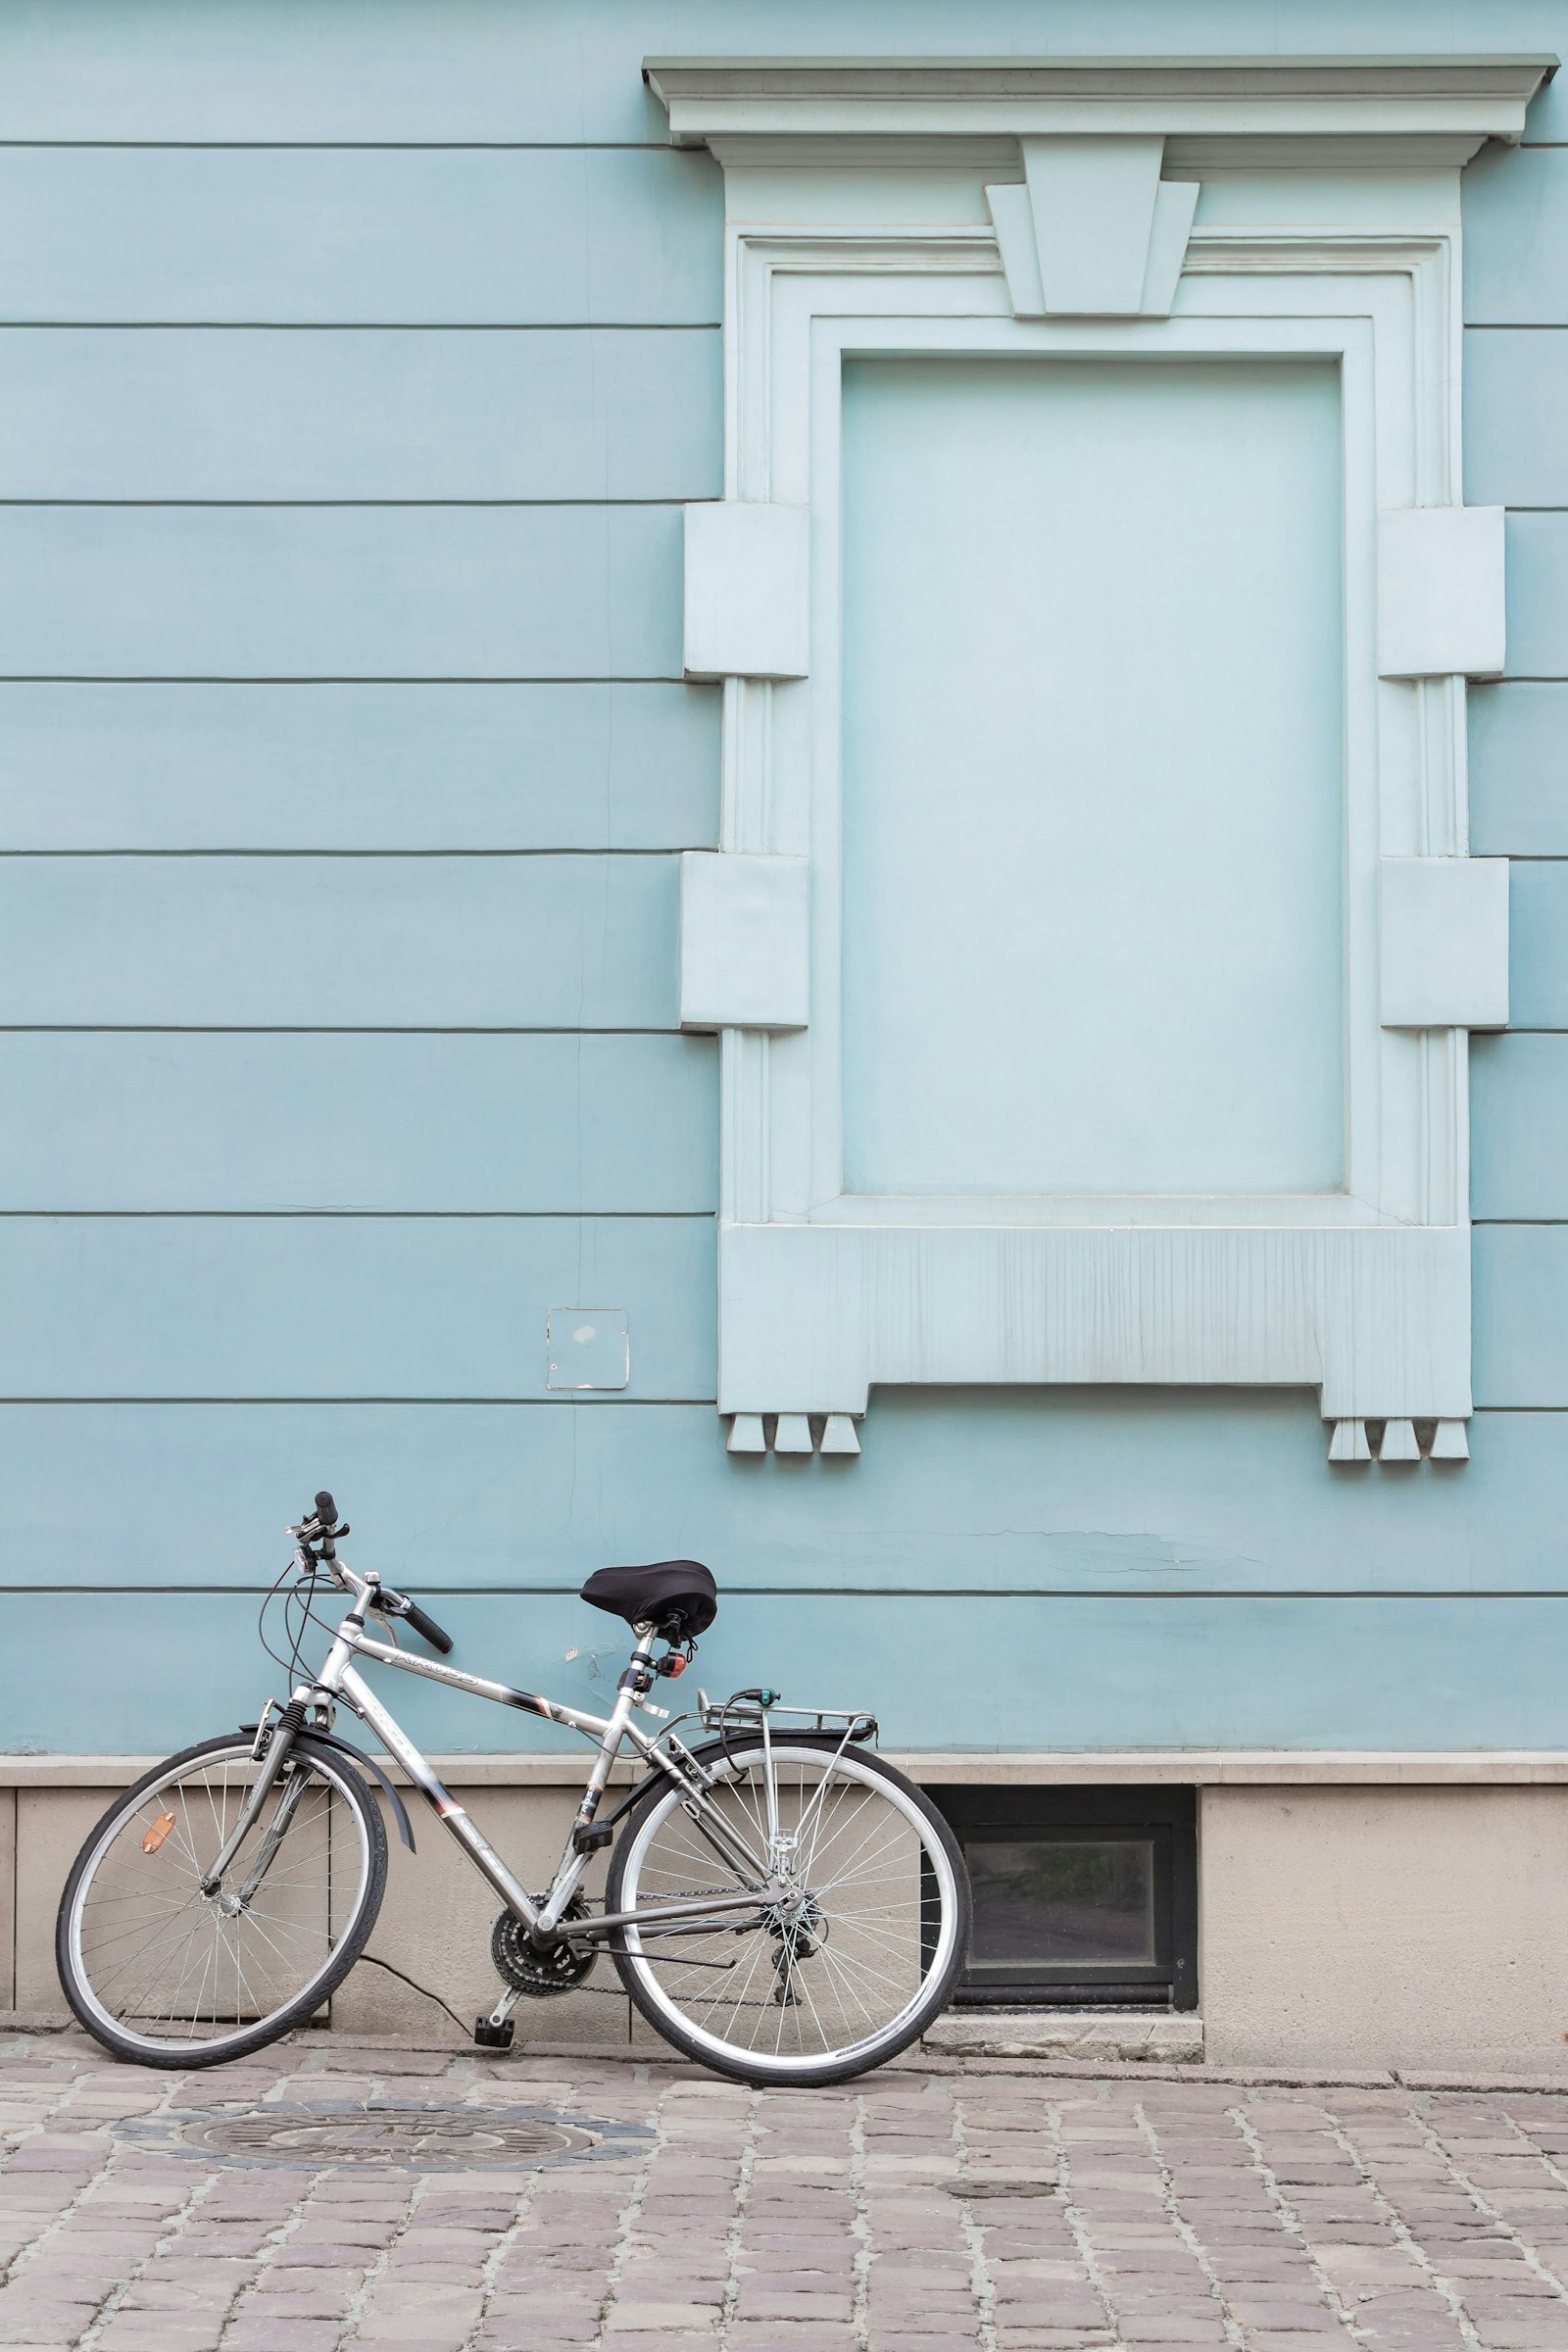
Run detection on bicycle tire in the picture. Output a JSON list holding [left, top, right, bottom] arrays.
[[56, 1731, 388, 2069], [606, 1735, 971, 2086]]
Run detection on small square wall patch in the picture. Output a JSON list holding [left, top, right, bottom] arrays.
[[547, 1308, 629, 1392]]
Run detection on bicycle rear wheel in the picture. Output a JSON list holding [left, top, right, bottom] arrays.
[[606, 1737, 970, 2085], [57, 1732, 387, 2068]]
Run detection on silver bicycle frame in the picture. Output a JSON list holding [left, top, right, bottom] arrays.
[[281, 1555, 782, 1948]]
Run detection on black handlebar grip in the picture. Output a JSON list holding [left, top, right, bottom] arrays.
[[314, 1490, 337, 1528], [404, 1599, 455, 1656]]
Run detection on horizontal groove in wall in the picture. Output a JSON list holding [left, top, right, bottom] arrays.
[[0, 142, 690, 152], [0, 1209, 713, 1220], [0, 1025, 683, 1036], [0, 499, 709, 510], [0, 675, 690, 686], [0, 136, 1546, 156], [29, 850, 1568, 865], [0, 847, 689, 858], [14, 677, 1565, 693], [0, 1396, 1547, 1406], [0, 135, 1548, 152], [2, 1585, 1567, 1602], [0, 1213, 1542, 1232], [0, 320, 723, 332]]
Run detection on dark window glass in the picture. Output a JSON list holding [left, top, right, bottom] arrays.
[[926, 1786, 1198, 2010], [967, 1838, 1155, 1969]]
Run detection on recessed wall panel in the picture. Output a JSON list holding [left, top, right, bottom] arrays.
[[840, 356, 1345, 1197]]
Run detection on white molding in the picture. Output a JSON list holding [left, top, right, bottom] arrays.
[[722, 1410, 864, 1455], [1378, 506, 1506, 679], [13, 1746, 1568, 1788], [644, 55, 1554, 160], [719, 1222, 1472, 1421], [986, 139, 1199, 318], [641, 59, 1533, 1449], [1380, 858, 1510, 1031], [683, 501, 809, 681], [679, 852, 809, 1032], [888, 1750, 1568, 1788]]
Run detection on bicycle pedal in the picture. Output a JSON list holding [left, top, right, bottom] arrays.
[[472, 2015, 515, 2049]]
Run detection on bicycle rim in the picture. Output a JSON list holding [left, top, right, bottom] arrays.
[[62, 1738, 378, 2062], [611, 1743, 964, 2082]]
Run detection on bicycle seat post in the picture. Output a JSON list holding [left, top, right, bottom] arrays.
[[562, 1623, 658, 1869]]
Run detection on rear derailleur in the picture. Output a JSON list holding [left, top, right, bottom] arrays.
[[768, 1892, 824, 2007]]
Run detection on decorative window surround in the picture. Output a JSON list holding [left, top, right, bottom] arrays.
[[1377, 506, 1506, 680], [985, 139, 1199, 317], [678, 852, 809, 1032], [683, 502, 808, 680], [650, 52, 1556, 1464], [1380, 858, 1509, 1032]]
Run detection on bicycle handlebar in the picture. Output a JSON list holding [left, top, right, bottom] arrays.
[[381, 1592, 456, 1657], [291, 1492, 457, 1657]]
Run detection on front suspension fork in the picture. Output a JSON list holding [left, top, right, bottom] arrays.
[[200, 1712, 313, 1898]]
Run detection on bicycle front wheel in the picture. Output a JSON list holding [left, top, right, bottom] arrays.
[[607, 1737, 970, 2085], [57, 1732, 388, 2068]]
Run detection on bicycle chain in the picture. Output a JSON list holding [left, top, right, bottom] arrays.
[[490, 1895, 600, 1996]]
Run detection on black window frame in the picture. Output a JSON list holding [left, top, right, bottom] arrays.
[[927, 1784, 1199, 2012]]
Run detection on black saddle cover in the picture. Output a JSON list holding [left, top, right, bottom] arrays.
[[580, 1559, 717, 1642]]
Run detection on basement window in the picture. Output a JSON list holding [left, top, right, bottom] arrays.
[[928, 1785, 1198, 2011]]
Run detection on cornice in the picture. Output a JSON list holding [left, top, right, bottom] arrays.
[[644, 52, 1556, 163]]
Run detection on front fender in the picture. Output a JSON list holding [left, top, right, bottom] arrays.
[[237, 1723, 416, 1853]]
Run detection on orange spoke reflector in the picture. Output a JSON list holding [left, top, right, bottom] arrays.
[[141, 1810, 176, 1856]]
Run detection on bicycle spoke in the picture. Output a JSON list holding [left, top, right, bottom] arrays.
[[66, 1741, 375, 2054], [617, 1745, 959, 2076]]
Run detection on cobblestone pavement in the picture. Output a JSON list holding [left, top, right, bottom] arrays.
[[4, 2034, 1568, 2351]]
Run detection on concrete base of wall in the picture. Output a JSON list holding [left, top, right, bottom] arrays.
[[14, 1755, 1568, 2074], [1200, 1784, 1568, 2076]]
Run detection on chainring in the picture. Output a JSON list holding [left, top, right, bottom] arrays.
[[491, 1894, 598, 1997]]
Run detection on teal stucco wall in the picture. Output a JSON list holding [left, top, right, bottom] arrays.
[[4, 1, 1568, 1756]]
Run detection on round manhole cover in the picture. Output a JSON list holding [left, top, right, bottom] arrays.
[[184, 2106, 594, 2167], [115, 2100, 649, 2173]]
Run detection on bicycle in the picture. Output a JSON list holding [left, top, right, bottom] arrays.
[[56, 1492, 971, 2086]]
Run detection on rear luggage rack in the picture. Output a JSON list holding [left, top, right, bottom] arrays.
[[698, 1689, 878, 1743]]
